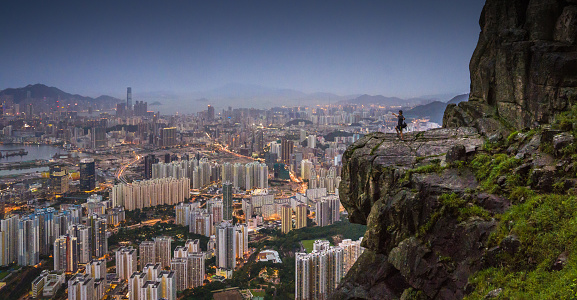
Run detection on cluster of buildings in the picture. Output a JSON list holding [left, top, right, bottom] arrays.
[[150, 158, 269, 191], [295, 238, 364, 300], [111, 177, 190, 210], [0, 207, 107, 268], [115, 238, 210, 300]]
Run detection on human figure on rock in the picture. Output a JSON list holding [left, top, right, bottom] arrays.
[[392, 110, 406, 140]]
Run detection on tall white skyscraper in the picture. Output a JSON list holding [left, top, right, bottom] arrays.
[[215, 221, 236, 272], [18, 215, 39, 266]]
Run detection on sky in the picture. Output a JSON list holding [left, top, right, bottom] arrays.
[[0, 0, 486, 99]]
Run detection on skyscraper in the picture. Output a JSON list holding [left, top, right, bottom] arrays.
[[68, 274, 94, 300], [68, 224, 91, 263], [215, 222, 236, 271], [50, 165, 69, 194], [222, 181, 233, 221], [89, 215, 107, 258], [281, 138, 294, 164], [91, 127, 107, 149], [127, 87, 132, 110], [115, 247, 137, 280], [207, 105, 215, 121], [54, 235, 78, 273], [86, 259, 107, 299], [18, 215, 39, 266], [79, 158, 96, 191], [187, 252, 205, 288], [281, 205, 292, 234], [139, 241, 156, 267], [170, 258, 188, 291], [144, 154, 155, 179], [0, 215, 19, 266], [154, 236, 172, 268], [295, 243, 345, 300], [296, 204, 307, 229], [159, 127, 177, 147]]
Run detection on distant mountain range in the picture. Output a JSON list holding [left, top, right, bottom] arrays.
[[0, 83, 468, 116], [0, 84, 122, 104], [404, 93, 469, 124]]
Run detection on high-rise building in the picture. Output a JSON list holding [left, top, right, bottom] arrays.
[[129, 267, 175, 300], [154, 236, 172, 269], [296, 204, 307, 229], [116, 102, 126, 117], [127, 87, 133, 110], [139, 241, 156, 267], [86, 259, 107, 299], [222, 181, 233, 221], [215, 222, 236, 271], [295, 243, 344, 300], [315, 196, 341, 227], [79, 158, 96, 191], [116, 247, 137, 280], [207, 105, 215, 121], [50, 165, 69, 194], [18, 215, 39, 266], [0, 215, 19, 265], [159, 127, 177, 147], [144, 154, 155, 179], [112, 177, 190, 211], [281, 205, 292, 234], [68, 274, 94, 300], [338, 238, 365, 274], [91, 127, 107, 149], [128, 272, 146, 300], [158, 271, 176, 300], [187, 252, 205, 288], [68, 224, 91, 263], [88, 215, 107, 258], [54, 235, 78, 272], [170, 258, 188, 291], [281, 139, 294, 164]]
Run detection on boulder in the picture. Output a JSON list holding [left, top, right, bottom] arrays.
[[446, 145, 467, 164], [553, 132, 575, 151]]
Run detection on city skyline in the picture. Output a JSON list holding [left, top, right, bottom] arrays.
[[1, 0, 485, 101]]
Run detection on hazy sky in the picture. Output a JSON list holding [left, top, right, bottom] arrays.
[[1, 0, 486, 98]]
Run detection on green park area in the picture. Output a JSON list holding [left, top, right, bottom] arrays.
[[300, 239, 333, 253]]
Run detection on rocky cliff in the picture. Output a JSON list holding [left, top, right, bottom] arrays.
[[333, 129, 497, 299], [335, 0, 577, 299], [443, 0, 577, 136]]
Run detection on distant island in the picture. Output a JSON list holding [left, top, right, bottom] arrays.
[[150, 101, 162, 106]]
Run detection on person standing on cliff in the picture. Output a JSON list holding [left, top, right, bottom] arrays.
[[392, 110, 405, 140]]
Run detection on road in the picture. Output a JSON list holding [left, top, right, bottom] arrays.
[[115, 153, 141, 184]]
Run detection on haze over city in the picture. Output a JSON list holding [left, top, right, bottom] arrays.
[[1, 0, 484, 107]]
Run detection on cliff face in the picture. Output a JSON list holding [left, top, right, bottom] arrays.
[[443, 0, 577, 135], [334, 129, 499, 299]]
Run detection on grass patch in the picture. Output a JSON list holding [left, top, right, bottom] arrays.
[[468, 193, 577, 299], [469, 154, 523, 194], [301, 239, 333, 253]]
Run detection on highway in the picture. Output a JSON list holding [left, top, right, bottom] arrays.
[[115, 152, 141, 184]]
